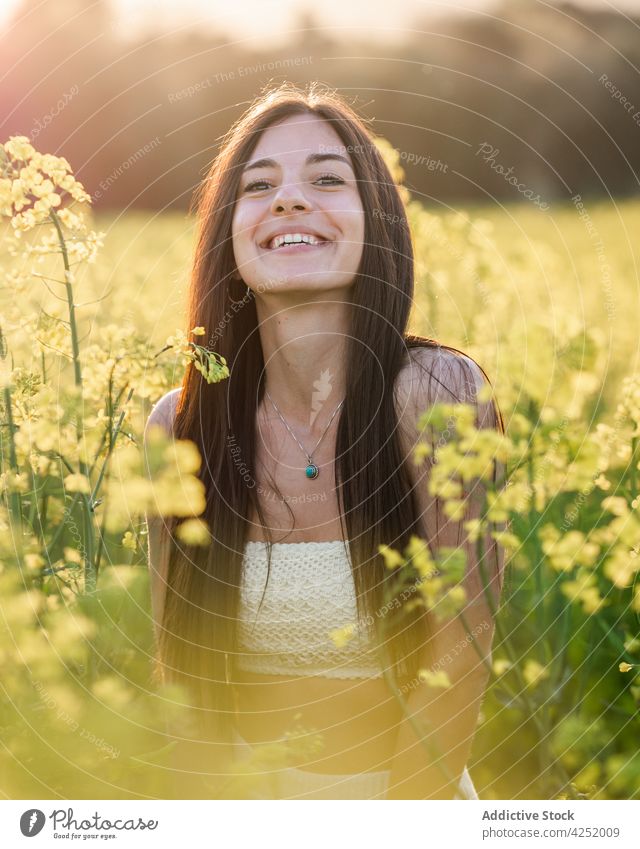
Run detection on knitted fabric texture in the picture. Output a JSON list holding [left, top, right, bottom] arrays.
[[237, 541, 384, 679]]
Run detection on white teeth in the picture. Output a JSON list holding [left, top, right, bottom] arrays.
[[268, 233, 324, 249]]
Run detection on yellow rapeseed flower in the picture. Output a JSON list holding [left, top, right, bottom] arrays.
[[63, 473, 90, 494], [23, 553, 45, 573], [163, 439, 201, 476], [561, 570, 606, 614], [493, 658, 511, 676], [175, 518, 211, 546], [602, 496, 629, 517], [603, 547, 638, 589], [490, 529, 520, 551], [523, 659, 549, 687], [542, 529, 599, 572], [330, 623, 356, 648], [417, 668, 451, 688], [4, 136, 36, 160], [62, 547, 83, 565], [92, 675, 133, 710], [412, 442, 432, 465], [0, 178, 12, 216], [121, 531, 137, 551], [442, 498, 466, 521], [573, 763, 600, 793], [404, 534, 435, 577], [378, 543, 404, 570], [618, 662, 634, 673]]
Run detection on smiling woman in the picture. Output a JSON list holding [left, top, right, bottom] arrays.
[[231, 115, 365, 296], [144, 81, 505, 800]]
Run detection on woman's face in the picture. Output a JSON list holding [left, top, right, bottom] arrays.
[[231, 113, 365, 296]]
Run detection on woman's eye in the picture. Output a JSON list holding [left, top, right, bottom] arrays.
[[315, 174, 345, 186], [243, 180, 271, 192], [242, 174, 345, 193]]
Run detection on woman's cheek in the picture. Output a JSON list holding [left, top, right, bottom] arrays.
[[231, 215, 251, 258]]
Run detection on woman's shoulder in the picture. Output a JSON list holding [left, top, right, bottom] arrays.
[[144, 387, 182, 439], [394, 344, 499, 441], [396, 344, 490, 408]]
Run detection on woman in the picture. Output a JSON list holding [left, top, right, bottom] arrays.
[[145, 81, 505, 800]]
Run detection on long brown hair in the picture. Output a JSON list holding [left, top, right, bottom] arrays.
[[157, 81, 503, 745]]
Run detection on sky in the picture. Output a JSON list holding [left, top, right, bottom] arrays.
[[1, 0, 639, 43]]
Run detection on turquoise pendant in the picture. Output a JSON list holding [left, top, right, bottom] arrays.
[[305, 463, 319, 479]]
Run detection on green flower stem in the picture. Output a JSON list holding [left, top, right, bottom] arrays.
[[376, 566, 458, 791], [455, 594, 576, 797], [49, 211, 82, 391], [525, 423, 555, 793], [547, 596, 573, 696], [2, 382, 23, 531], [472, 521, 542, 722], [574, 617, 597, 708], [595, 614, 635, 664], [46, 384, 130, 555], [474, 519, 578, 798], [91, 374, 133, 580], [37, 493, 49, 545], [630, 436, 638, 501], [26, 460, 48, 535], [527, 438, 551, 667], [93, 525, 106, 581], [46, 488, 82, 554], [90, 386, 134, 507], [466, 480, 577, 798], [49, 209, 95, 594], [91, 386, 135, 581], [45, 458, 98, 555], [2, 386, 18, 470]]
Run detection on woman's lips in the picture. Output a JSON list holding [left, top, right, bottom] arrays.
[[261, 241, 333, 254]]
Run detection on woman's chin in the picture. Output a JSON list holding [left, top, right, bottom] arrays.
[[248, 270, 357, 295]]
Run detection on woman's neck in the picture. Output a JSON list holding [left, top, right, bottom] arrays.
[[254, 298, 349, 432]]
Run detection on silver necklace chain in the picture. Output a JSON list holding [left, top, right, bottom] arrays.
[[264, 389, 344, 479]]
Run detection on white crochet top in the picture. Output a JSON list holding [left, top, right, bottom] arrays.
[[236, 540, 385, 680]]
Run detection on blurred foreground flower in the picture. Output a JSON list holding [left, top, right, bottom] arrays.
[[329, 623, 356, 648], [159, 326, 229, 385]]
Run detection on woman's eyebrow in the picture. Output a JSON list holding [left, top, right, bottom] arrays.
[[241, 152, 353, 174]]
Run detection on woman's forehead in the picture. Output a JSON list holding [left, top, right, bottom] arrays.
[[252, 114, 347, 160]]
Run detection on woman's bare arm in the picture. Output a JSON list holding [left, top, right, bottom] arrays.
[[387, 347, 505, 799], [143, 388, 182, 644]]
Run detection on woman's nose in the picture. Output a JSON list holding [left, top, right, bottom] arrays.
[[270, 182, 309, 214]]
